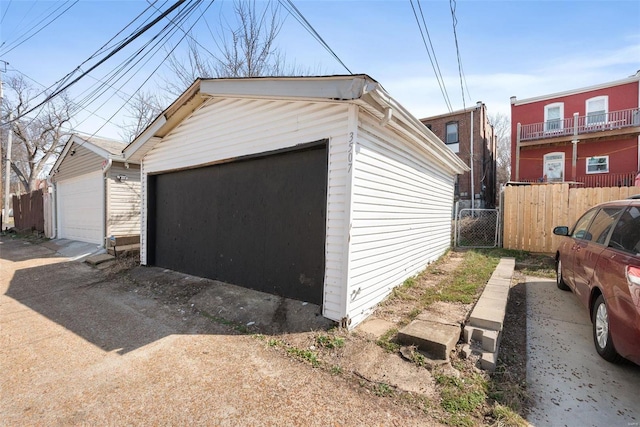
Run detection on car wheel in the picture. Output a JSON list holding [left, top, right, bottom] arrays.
[[556, 258, 570, 291], [592, 295, 622, 363]]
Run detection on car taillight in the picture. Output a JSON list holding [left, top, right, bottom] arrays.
[[628, 266, 640, 287], [627, 266, 640, 312]]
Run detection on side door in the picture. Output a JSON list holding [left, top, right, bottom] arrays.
[[573, 207, 624, 306], [563, 208, 598, 290]]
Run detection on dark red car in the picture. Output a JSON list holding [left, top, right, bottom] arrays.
[[553, 198, 640, 365]]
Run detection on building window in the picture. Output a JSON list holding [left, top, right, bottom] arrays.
[[544, 152, 564, 182], [446, 122, 458, 144], [544, 102, 564, 132], [425, 123, 433, 131], [586, 156, 609, 174], [586, 96, 608, 125]]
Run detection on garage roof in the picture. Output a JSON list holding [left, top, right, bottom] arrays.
[[51, 134, 131, 175], [123, 75, 469, 174]]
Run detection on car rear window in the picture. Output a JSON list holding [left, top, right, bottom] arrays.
[[609, 206, 640, 254]]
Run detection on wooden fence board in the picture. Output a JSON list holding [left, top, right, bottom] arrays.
[[502, 184, 640, 253], [12, 189, 45, 233]]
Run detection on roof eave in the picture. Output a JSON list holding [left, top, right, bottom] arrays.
[[511, 74, 640, 106], [50, 134, 118, 177], [364, 86, 470, 175], [123, 75, 469, 175]]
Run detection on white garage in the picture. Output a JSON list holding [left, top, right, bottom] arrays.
[[57, 171, 104, 244], [124, 75, 469, 328], [50, 134, 141, 247]]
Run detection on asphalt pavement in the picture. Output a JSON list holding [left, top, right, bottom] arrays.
[[526, 278, 640, 427]]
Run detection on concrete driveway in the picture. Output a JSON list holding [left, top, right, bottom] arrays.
[[0, 237, 433, 426], [526, 278, 640, 426]]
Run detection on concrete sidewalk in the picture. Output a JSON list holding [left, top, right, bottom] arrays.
[[40, 238, 105, 261], [526, 278, 640, 426]]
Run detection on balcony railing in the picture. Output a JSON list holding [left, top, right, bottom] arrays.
[[517, 171, 639, 188], [520, 107, 640, 141]]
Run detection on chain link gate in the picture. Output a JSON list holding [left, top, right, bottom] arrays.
[[454, 203, 500, 248]]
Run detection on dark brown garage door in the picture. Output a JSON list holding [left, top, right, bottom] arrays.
[[147, 142, 327, 305]]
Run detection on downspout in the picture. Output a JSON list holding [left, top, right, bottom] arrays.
[[572, 112, 579, 182], [470, 108, 474, 210], [47, 175, 57, 239], [103, 159, 113, 248], [637, 77, 640, 173]]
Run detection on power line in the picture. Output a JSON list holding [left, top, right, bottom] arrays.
[[72, 1, 206, 130], [90, 0, 216, 140], [2, 0, 189, 125], [278, 0, 352, 74], [0, 1, 79, 56], [6, 65, 126, 132], [0, 0, 13, 24], [147, 0, 223, 66], [410, 0, 452, 113]]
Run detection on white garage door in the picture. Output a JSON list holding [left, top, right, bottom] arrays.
[[57, 171, 104, 245]]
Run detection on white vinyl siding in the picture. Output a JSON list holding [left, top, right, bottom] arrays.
[[106, 163, 141, 237], [142, 97, 351, 322], [138, 95, 461, 328], [52, 143, 104, 183], [346, 112, 456, 326], [57, 171, 104, 245]]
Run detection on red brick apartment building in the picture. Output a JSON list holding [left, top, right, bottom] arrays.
[[511, 71, 640, 187], [421, 102, 497, 208]]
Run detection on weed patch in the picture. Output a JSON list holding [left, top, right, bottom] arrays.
[[376, 328, 400, 353], [286, 347, 320, 367], [373, 383, 394, 397], [316, 335, 345, 349], [435, 371, 488, 423]]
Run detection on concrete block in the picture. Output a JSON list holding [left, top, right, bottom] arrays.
[[481, 352, 497, 372], [463, 325, 483, 343], [397, 320, 461, 361], [480, 287, 510, 301], [491, 269, 514, 281], [482, 329, 500, 352], [469, 304, 505, 331], [485, 280, 511, 292], [85, 254, 115, 266]]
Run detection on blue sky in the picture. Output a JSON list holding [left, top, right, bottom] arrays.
[[1, 0, 639, 141]]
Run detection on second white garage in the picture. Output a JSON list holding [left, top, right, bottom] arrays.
[[57, 170, 104, 244]]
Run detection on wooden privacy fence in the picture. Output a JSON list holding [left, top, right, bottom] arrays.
[[12, 189, 45, 233], [502, 184, 640, 253]]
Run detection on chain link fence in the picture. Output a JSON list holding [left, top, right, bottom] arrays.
[[454, 205, 500, 248]]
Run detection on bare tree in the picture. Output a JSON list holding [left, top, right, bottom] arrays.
[[1, 74, 72, 193], [120, 90, 165, 143], [163, 0, 304, 96], [489, 112, 511, 187]]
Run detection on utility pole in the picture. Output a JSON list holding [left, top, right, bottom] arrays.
[[0, 65, 4, 227], [3, 112, 11, 230], [0, 66, 3, 225]]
